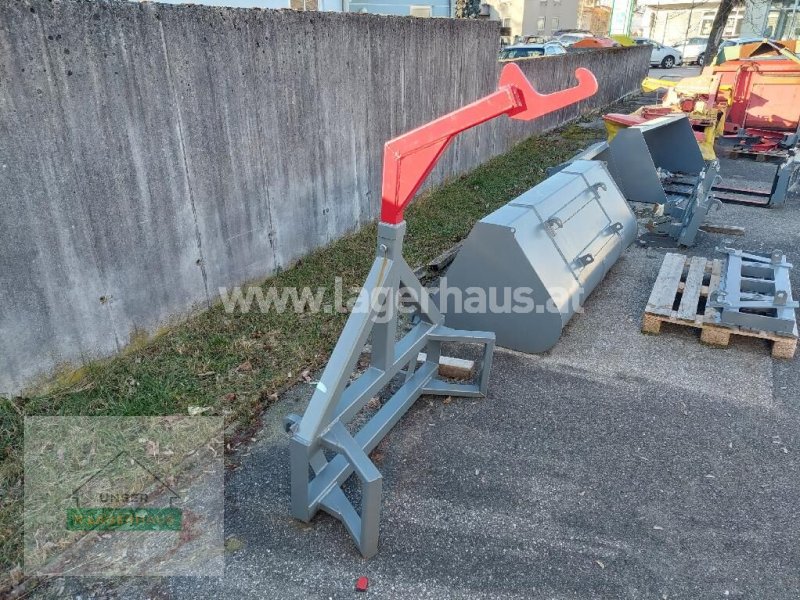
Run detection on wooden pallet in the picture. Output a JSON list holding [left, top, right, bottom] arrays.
[[726, 146, 788, 164], [642, 253, 797, 359]]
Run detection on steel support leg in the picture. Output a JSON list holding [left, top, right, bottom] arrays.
[[285, 222, 495, 558]]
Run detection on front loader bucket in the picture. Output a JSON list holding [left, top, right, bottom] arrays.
[[441, 161, 636, 353], [606, 113, 706, 205], [557, 115, 719, 246]]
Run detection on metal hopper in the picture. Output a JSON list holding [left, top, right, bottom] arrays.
[[605, 113, 706, 205], [553, 114, 721, 246], [440, 160, 636, 353]]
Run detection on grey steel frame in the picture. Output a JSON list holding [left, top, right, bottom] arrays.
[[769, 150, 799, 208], [284, 221, 494, 558], [655, 161, 722, 246], [666, 149, 798, 208], [708, 248, 799, 335]]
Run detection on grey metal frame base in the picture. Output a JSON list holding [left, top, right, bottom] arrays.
[[708, 248, 799, 335], [768, 149, 799, 208], [655, 160, 722, 247], [284, 222, 494, 558]]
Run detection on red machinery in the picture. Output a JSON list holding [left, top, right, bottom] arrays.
[[714, 59, 800, 133], [380, 64, 598, 224], [712, 42, 800, 157]]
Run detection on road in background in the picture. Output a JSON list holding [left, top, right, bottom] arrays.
[[648, 65, 703, 81]]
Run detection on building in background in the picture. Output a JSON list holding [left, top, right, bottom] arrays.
[[136, 0, 350, 10], [741, 0, 800, 38], [137, 0, 451, 15], [578, 0, 612, 34], [482, 0, 580, 39], [140, 0, 800, 38], [634, 0, 748, 45], [345, 0, 454, 16], [608, 0, 635, 33], [632, 0, 800, 45]]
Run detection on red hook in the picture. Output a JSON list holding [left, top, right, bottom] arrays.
[[380, 63, 598, 225]]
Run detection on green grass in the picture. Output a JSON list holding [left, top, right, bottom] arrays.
[[0, 122, 601, 581], [22, 416, 222, 573]]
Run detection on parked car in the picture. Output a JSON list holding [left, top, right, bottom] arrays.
[[554, 32, 595, 47], [678, 36, 709, 65], [499, 42, 567, 61], [571, 36, 619, 49], [515, 35, 549, 44], [552, 28, 593, 38], [719, 36, 766, 49], [633, 38, 683, 68]]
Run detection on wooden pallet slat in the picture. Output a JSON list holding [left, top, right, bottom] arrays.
[[677, 256, 708, 322], [646, 253, 687, 316], [702, 258, 723, 324]]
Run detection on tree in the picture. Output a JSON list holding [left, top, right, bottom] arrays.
[[702, 0, 744, 65], [455, 0, 481, 18]]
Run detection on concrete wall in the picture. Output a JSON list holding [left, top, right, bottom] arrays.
[[0, 0, 650, 395]]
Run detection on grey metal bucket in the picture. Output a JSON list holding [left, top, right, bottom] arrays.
[[440, 160, 637, 353], [605, 114, 706, 205], [550, 115, 718, 246]]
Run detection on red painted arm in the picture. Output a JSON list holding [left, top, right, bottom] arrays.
[[380, 63, 598, 225]]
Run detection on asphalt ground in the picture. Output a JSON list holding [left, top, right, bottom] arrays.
[[31, 137, 800, 599]]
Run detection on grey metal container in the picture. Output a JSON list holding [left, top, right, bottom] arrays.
[[549, 115, 719, 246], [605, 113, 706, 205], [441, 160, 637, 353]]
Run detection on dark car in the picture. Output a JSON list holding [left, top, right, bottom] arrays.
[[499, 42, 567, 61]]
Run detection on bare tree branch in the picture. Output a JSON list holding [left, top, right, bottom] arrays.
[[703, 0, 745, 64]]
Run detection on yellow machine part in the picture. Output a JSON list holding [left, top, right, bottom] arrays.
[[642, 74, 721, 97], [641, 77, 676, 93], [605, 106, 721, 160], [611, 34, 636, 47], [603, 119, 624, 141], [695, 122, 718, 161], [636, 73, 734, 159]]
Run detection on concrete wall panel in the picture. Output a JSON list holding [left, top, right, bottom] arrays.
[[0, 0, 651, 394]]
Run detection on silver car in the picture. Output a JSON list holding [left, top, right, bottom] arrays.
[[633, 38, 684, 68], [679, 37, 709, 65]]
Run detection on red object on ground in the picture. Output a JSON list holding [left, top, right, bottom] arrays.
[[713, 58, 800, 134], [355, 576, 369, 592], [603, 112, 647, 127], [640, 107, 675, 119], [735, 127, 786, 152], [379, 62, 598, 225]]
